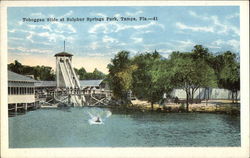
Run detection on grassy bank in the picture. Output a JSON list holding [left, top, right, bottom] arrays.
[[125, 99, 240, 115]]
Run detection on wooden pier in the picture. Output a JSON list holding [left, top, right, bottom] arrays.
[[8, 101, 40, 112]]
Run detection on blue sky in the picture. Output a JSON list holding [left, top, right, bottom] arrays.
[[8, 6, 240, 73]]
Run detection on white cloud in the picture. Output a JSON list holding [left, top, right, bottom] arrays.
[[157, 49, 174, 58], [187, 10, 239, 36], [211, 39, 240, 52], [114, 14, 121, 18], [8, 29, 16, 33], [52, 21, 76, 33], [125, 10, 143, 16], [89, 21, 164, 34], [23, 21, 76, 43], [227, 39, 240, 51], [226, 13, 239, 19], [9, 46, 52, 54], [102, 35, 119, 43], [212, 39, 224, 45], [188, 10, 197, 17], [30, 12, 45, 18], [176, 40, 194, 45], [96, 13, 106, 17], [9, 37, 23, 41], [167, 40, 196, 52], [88, 53, 105, 57], [158, 49, 174, 53], [188, 10, 210, 21], [26, 33, 34, 42], [38, 32, 70, 42], [210, 16, 228, 34], [131, 37, 143, 43], [176, 22, 214, 32], [27, 24, 53, 32], [90, 42, 99, 50], [91, 12, 107, 18], [60, 10, 73, 17], [18, 21, 24, 26], [88, 23, 109, 34], [230, 26, 240, 36]]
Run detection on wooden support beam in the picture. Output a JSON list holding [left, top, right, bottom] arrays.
[[24, 103, 27, 111], [15, 103, 17, 112]]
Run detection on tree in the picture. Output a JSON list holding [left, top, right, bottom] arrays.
[[74, 67, 87, 80], [148, 58, 174, 110], [33, 66, 55, 80], [107, 51, 137, 103], [169, 48, 217, 112], [219, 51, 240, 103], [131, 51, 173, 110], [8, 60, 23, 74], [92, 68, 106, 79], [8, 60, 55, 80], [74, 67, 106, 80]]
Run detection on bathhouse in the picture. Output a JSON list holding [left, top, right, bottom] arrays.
[[8, 71, 38, 112]]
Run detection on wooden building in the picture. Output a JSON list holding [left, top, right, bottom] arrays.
[[8, 71, 38, 112]]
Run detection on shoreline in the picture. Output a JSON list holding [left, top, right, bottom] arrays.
[[24, 99, 240, 116], [126, 99, 240, 115]]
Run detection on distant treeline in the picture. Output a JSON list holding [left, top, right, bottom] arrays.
[[107, 45, 240, 111], [8, 60, 106, 81], [8, 61, 56, 81], [74, 67, 106, 80]]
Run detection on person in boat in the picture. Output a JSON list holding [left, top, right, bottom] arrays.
[[95, 117, 101, 122]]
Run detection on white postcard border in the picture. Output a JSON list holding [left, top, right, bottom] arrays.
[[1, 1, 249, 158]]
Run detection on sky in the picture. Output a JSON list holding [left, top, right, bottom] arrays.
[[8, 6, 240, 73]]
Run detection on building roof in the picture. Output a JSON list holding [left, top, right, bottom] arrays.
[[35, 81, 57, 87], [34, 80, 104, 88], [8, 71, 37, 82], [54, 52, 73, 57], [79, 80, 103, 88]]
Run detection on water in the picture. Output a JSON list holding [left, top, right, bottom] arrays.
[[9, 107, 240, 148]]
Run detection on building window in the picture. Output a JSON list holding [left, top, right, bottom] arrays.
[[10, 87, 12, 94], [8, 87, 10, 95], [15, 87, 17, 95]]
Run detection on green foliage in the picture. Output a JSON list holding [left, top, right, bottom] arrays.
[[131, 51, 174, 109], [169, 45, 217, 111], [218, 51, 240, 102], [74, 67, 106, 80], [8, 60, 106, 81], [74, 67, 87, 80], [107, 51, 136, 101], [8, 60, 55, 80]]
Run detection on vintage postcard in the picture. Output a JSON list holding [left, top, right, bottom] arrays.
[[0, 1, 249, 158]]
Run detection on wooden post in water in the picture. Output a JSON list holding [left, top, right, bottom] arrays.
[[24, 103, 28, 111], [15, 103, 17, 112]]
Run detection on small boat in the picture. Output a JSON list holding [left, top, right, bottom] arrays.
[[88, 116, 103, 125], [95, 117, 101, 123]]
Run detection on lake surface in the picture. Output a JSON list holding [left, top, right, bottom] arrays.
[[9, 107, 240, 148]]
